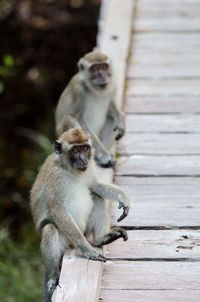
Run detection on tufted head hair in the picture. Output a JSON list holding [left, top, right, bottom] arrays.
[[60, 128, 89, 145]]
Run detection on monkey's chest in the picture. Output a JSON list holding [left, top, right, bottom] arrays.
[[66, 187, 93, 233], [83, 98, 109, 135]]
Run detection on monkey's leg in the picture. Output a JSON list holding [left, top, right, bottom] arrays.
[[88, 194, 128, 248], [41, 224, 66, 302], [99, 116, 116, 150]]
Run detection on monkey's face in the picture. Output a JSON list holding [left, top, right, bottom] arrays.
[[89, 63, 111, 88], [69, 143, 91, 172]]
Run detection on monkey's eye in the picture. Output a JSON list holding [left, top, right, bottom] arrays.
[[90, 64, 99, 73], [73, 147, 79, 154], [82, 145, 89, 152], [101, 63, 109, 70]]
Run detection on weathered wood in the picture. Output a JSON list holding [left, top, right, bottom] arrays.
[[132, 33, 200, 51], [135, 19, 200, 32], [129, 51, 200, 65], [100, 0, 135, 108], [126, 114, 200, 133], [116, 155, 200, 176], [126, 79, 200, 96], [125, 96, 200, 113], [118, 133, 200, 155], [99, 1, 200, 301], [112, 195, 200, 227], [113, 177, 200, 227], [100, 290, 200, 302], [53, 258, 103, 302], [115, 176, 200, 196], [106, 230, 200, 259], [128, 63, 200, 79], [102, 261, 200, 290]]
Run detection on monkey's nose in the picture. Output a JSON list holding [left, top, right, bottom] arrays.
[[80, 154, 87, 163]]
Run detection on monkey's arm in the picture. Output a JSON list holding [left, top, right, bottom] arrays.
[[108, 101, 125, 140], [49, 201, 106, 262], [90, 181, 130, 222], [81, 122, 115, 168]]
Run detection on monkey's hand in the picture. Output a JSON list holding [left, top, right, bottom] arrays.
[[95, 152, 116, 168], [113, 113, 126, 141], [117, 201, 130, 222], [114, 125, 125, 141], [81, 246, 106, 262]]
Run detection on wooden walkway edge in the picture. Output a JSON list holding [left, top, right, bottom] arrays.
[[52, 1, 135, 301]]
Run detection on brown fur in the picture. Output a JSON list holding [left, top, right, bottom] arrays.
[[60, 128, 89, 145], [84, 51, 108, 63]]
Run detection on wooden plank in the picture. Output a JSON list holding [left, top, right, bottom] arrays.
[[135, 19, 200, 32], [100, 0, 135, 108], [101, 261, 200, 289], [132, 33, 200, 51], [100, 290, 200, 302], [53, 258, 102, 302], [125, 96, 200, 113], [126, 114, 200, 133], [113, 177, 200, 227], [127, 64, 200, 79], [138, 0, 200, 4], [106, 230, 200, 259], [118, 133, 200, 155], [116, 155, 200, 176], [115, 176, 200, 196], [111, 195, 200, 227], [126, 79, 200, 96], [129, 51, 200, 65]]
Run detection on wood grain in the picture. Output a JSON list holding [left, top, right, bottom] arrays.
[[126, 79, 200, 96], [118, 133, 200, 155], [100, 290, 200, 302], [111, 195, 200, 227], [102, 261, 200, 290], [125, 96, 200, 113], [126, 114, 200, 133], [116, 155, 200, 176], [106, 230, 200, 259]]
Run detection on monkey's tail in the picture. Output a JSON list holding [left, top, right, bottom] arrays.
[[44, 269, 60, 302]]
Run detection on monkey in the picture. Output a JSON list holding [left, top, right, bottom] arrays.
[[55, 50, 125, 168], [30, 128, 130, 302]]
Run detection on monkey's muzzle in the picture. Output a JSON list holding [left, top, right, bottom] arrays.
[[75, 154, 88, 172]]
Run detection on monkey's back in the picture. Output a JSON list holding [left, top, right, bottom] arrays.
[[30, 155, 64, 230], [55, 74, 83, 124]]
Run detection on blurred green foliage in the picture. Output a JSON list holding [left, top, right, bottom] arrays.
[[0, 228, 43, 302], [0, 0, 99, 300], [0, 54, 18, 94]]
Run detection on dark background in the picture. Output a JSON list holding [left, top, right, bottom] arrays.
[[0, 1, 100, 300]]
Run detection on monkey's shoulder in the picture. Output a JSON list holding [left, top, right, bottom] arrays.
[[31, 155, 64, 197]]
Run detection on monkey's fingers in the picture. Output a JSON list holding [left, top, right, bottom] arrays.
[[99, 156, 116, 168], [113, 127, 125, 141], [117, 206, 129, 222], [89, 254, 106, 262]]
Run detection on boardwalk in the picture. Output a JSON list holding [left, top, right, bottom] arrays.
[[100, 0, 200, 301], [55, 1, 200, 301]]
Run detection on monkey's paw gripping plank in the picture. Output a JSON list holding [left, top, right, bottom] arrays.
[[99, 0, 200, 301]]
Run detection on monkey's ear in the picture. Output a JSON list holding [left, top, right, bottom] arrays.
[[78, 58, 84, 71], [54, 140, 63, 154]]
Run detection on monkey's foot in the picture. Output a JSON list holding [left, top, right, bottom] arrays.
[[82, 247, 106, 262], [46, 277, 58, 302], [96, 153, 116, 168], [96, 227, 128, 247]]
